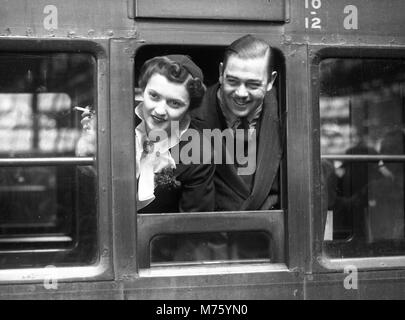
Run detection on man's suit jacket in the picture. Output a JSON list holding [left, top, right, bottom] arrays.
[[191, 83, 282, 211]]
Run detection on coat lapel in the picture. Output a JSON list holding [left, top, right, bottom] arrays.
[[242, 89, 282, 210], [192, 84, 251, 199], [191, 84, 283, 206]]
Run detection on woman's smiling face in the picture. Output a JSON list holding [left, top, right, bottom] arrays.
[[142, 73, 190, 134]]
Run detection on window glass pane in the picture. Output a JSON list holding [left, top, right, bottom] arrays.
[[320, 58, 405, 258], [0, 53, 97, 266], [151, 231, 273, 264]]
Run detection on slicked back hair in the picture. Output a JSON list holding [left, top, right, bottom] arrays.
[[222, 35, 275, 80]]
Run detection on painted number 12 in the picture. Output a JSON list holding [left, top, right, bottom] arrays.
[[305, 0, 322, 29]]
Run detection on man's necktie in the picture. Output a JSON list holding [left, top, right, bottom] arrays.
[[235, 117, 250, 164], [235, 117, 254, 188]]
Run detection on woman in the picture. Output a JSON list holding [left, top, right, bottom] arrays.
[[77, 55, 215, 213]]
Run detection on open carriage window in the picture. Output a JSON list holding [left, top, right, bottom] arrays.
[[134, 45, 286, 267], [134, 45, 285, 214], [0, 52, 98, 268], [320, 57, 405, 260]]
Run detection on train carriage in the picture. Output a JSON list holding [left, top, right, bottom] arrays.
[[0, 0, 404, 299]]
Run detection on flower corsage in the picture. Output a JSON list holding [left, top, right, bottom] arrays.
[[154, 167, 181, 190]]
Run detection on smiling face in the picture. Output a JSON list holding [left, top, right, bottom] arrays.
[[219, 53, 276, 118], [141, 73, 191, 134]]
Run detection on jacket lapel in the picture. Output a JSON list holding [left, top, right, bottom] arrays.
[[191, 84, 222, 129], [192, 84, 251, 199], [242, 89, 282, 210]]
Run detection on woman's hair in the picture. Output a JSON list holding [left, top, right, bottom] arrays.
[[138, 56, 206, 110]]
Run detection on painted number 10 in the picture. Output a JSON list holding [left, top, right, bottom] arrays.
[[305, 0, 322, 29]]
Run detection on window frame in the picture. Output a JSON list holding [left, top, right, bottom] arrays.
[[311, 45, 405, 272], [0, 39, 113, 283], [110, 34, 306, 298]]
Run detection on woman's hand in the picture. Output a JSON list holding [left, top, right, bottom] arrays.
[[75, 106, 97, 156]]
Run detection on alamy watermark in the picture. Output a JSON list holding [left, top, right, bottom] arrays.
[[146, 121, 257, 175], [343, 265, 358, 290], [43, 265, 58, 290]]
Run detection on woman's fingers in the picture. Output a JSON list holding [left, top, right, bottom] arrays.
[[78, 109, 96, 132], [81, 109, 92, 118], [75, 106, 94, 124], [80, 116, 91, 130], [80, 116, 92, 126]]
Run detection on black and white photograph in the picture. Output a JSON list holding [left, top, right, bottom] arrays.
[[0, 0, 404, 303]]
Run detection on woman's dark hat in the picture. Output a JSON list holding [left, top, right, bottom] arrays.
[[166, 54, 204, 82]]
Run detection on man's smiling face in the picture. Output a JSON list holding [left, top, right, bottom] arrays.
[[219, 53, 275, 118]]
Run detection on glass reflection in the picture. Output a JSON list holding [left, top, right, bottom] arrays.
[[320, 58, 405, 258], [0, 53, 97, 265], [151, 231, 273, 264]]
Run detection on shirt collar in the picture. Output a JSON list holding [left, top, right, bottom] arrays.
[[135, 103, 191, 208], [217, 89, 263, 129]]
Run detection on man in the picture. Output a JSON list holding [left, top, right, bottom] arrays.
[[192, 34, 282, 211], [169, 35, 283, 262]]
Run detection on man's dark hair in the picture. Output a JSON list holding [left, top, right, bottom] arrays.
[[138, 56, 206, 110], [223, 34, 275, 78]]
